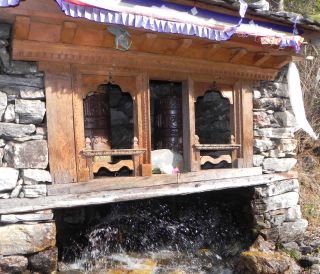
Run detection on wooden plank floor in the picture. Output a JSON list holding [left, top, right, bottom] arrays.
[[0, 168, 297, 215]]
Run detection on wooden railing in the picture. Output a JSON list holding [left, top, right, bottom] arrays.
[[81, 137, 146, 179], [194, 135, 241, 170]]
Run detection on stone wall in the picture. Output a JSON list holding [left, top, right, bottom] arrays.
[[253, 80, 297, 173], [0, 23, 51, 199], [0, 23, 57, 273], [251, 76, 308, 244]]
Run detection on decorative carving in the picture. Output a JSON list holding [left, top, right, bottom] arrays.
[[200, 155, 232, 166]]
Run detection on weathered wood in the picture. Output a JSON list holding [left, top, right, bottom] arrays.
[[61, 21, 77, 44], [175, 38, 192, 55], [182, 77, 197, 171], [230, 48, 247, 63], [39, 62, 77, 184], [0, 171, 298, 215], [92, 160, 134, 173], [194, 144, 241, 150], [14, 16, 30, 40], [200, 155, 232, 165], [241, 81, 254, 168]]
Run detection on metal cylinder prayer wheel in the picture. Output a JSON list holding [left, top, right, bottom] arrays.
[[83, 89, 111, 150], [155, 91, 182, 153]]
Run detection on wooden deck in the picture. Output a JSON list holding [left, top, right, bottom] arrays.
[[0, 168, 297, 215]]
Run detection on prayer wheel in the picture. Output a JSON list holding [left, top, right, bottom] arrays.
[[155, 91, 182, 153]]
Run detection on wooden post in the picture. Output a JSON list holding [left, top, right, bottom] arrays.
[[135, 73, 151, 175], [39, 62, 78, 184], [182, 77, 197, 172], [241, 81, 254, 168], [132, 137, 139, 176]]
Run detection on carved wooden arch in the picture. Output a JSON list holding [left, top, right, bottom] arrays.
[[194, 82, 234, 104]]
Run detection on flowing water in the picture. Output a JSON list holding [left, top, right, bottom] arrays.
[[55, 189, 255, 273]]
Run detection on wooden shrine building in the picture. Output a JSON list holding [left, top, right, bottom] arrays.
[[0, 0, 319, 210]]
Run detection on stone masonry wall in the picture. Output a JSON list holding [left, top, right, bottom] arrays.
[[251, 76, 308, 244], [0, 23, 57, 273]]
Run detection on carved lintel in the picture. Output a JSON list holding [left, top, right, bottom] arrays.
[[175, 39, 192, 55], [200, 155, 232, 166]]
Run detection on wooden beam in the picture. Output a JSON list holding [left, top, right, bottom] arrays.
[[275, 56, 292, 69], [205, 44, 220, 60], [253, 52, 271, 66], [139, 33, 158, 51], [230, 48, 247, 63], [48, 167, 263, 196], [61, 21, 77, 44], [12, 40, 279, 81], [174, 38, 193, 55], [0, 172, 297, 215], [14, 16, 30, 40]]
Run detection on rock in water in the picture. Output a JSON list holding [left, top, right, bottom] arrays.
[[28, 247, 58, 274]]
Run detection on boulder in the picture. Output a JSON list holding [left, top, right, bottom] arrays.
[[253, 112, 271, 127], [0, 167, 18, 192], [3, 103, 15, 122], [274, 111, 296, 127], [21, 169, 52, 184], [20, 86, 45, 99], [4, 140, 48, 169], [0, 256, 28, 273], [238, 251, 301, 274], [23, 184, 47, 198], [263, 158, 297, 172], [0, 223, 56, 256], [254, 128, 294, 139], [0, 86, 20, 102], [253, 139, 274, 153], [0, 123, 36, 139], [151, 149, 183, 174], [254, 179, 299, 198], [9, 61, 38, 75], [15, 99, 45, 124], [253, 192, 299, 213], [277, 219, 308, 243], [28, 247, 58, 273], [253, 155, 264, 167], [0, 91, 6, 120]]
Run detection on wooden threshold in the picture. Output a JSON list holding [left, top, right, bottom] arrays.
[[0, 168, 297, 215]]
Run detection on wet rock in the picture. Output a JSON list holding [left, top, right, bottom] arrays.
[[15, 99, 45, 124], [0, 123, 36, 139], [253, 192, 299, 213], [9, 61, 38, 75], [254, 179, 299, 198], [0, 167, 18, 192], [263, 158, 297, 172], [0, 255, 28, 273], [0, 91, 6, 120], [0, 223, 56, 255], [21, 169, 52, 184], [253, 139, 274, 153], [3, 103, 15, 122], [4, 140, 48, 169], [23, 184, 47, 198], [274, 111, 296, 127], [254, 128, 294, 139], [28, 247, 58, 273], [238, 250, 301, 274], [0, 211, 53, 224]]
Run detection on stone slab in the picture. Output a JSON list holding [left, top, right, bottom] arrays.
[[0, 75, 43, 88], [0, 212, 54, 224], [0, 123, 36, 139], [0, 167, 18, 192], [15, 99, 46, 124], [0, 256, 28, 273], [0, 91, 6, 120], [22, 169, 52, 184], [0, 223, 56, 256], [263, 158, 297, 173], [254, 179, 299, 198]]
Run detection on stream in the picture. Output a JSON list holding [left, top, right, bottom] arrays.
[[55, 189, 255, 273]]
